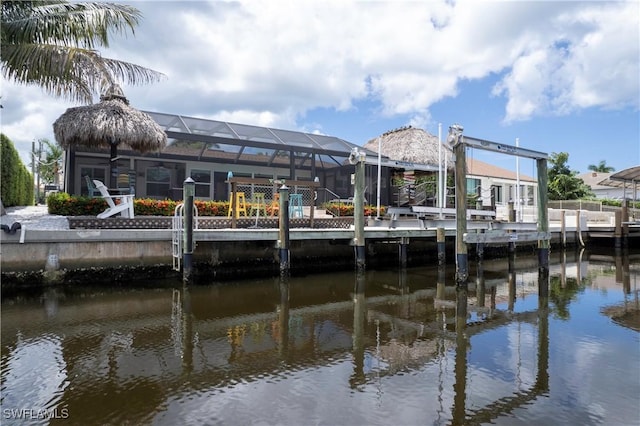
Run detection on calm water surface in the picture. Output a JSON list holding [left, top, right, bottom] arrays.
[[1, 250, 639, 425]]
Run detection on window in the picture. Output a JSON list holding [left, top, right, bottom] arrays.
[[147, 166, 171, 198], [466, 178, 481, 196], [491, 185, 503, 204], [190, 169, 211, 198], [526, 185, 534, 205]]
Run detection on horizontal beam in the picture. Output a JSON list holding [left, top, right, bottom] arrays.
[[464, 230, 551, 244], [463, 136, 548, 160]]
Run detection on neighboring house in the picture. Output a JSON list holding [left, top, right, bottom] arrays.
[[579, 172, 627, 200], [467, 158, 537, 208]]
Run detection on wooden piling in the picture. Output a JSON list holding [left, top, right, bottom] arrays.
[[398, 237, 408, 268], [437, 227, 445, 267], [183, 178, 195, 284], [536, 158, 549, 272], [353, 151, 366, 272], [278, 185, 290, 274], [560, 210, 566, 247], [454, 141, 468, 286]]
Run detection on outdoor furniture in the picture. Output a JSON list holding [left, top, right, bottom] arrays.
[[84, 175, 101, 197], [269, 193, 279, 217], [250, 193, 267, 217], [93, 180, 135, 219], [227, 192, 248, 218], [289, 193, 303, 218], [117, 173, 134, 194]]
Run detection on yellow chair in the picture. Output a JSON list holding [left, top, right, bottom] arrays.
[[250, 193, 267, 217], [269, 193, 279, 217], [228, 192, 248, 218]]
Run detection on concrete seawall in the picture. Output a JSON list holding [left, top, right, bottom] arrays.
[[1, 226, 580, 287]]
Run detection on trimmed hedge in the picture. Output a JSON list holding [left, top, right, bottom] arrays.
[[48, 193, 232, 217], [1, 134, 34, 207]]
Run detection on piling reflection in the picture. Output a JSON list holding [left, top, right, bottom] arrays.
[[350, 271, 367, 389], [452, 284, 468, 425], [0, 250, 637, 425], [278, 273, 290, 357]]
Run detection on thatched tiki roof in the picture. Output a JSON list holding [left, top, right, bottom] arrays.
[[363, 126, 453, 168], [53, 84, 167, 153]]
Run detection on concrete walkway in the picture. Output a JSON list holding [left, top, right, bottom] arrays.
[[1, 205, 69, 230]]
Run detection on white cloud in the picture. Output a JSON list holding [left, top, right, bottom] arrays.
[[492, 1, 640, 123], [1, 0, 637, 165]]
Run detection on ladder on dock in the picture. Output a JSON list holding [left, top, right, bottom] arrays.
[[172, 203, 198, 271]]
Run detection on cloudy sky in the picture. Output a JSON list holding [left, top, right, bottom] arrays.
[[1, 0, 639, 174]]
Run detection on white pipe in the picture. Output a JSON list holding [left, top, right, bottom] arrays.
[[516, 137, 521, 222], [443, 134, 448, 209], [438, 123, 443, 218], [376, 135, 381, 218]]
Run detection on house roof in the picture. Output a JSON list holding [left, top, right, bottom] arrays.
[[580, 172, 614, 190], [467, 158, 536, 182]]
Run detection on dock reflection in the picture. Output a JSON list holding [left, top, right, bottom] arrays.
[[1, 250, 636, 425]]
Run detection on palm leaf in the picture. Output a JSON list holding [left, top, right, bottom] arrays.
[[1, 1, 164, 103]]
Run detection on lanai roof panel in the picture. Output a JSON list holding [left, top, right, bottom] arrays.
[[144, 111, 391, 160]]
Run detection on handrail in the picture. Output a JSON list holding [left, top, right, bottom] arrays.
[[317, 187, 343, 217], [320, 187, 340, 200]]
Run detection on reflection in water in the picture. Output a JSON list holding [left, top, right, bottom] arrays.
[[278, 273, 290, 357], [1, 251, 638, 425], [453, 284, 468, 425], [351, 271, 367, 389]]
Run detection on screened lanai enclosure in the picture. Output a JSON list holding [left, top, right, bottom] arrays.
[[64, 112, 439, 208]]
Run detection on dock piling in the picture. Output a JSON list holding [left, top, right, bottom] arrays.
[[451, 125, 468, 286], [352, 148, 366, 272], [437, 227, 446, 267], [182, 177, 195, 284], [278, 185, 290, 274], [398, 237, 408, 268]]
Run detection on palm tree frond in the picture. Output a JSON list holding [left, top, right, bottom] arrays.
[[1, 1, 162, 104], [2, 2, 141, 49]]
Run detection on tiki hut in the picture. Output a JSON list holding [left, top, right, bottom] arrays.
[[364, 126, 454, 206], [363, 126, 453, 167], [53, 84, 167, 188]]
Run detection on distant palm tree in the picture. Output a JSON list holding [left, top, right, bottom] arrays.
[[587, 160, 615, 173], [1, 1, 164, 104]]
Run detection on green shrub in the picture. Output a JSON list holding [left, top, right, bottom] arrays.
[[47, 192, 107, 215], [1, 134, 34, 206], [47, 195, 235, 217], [324, 202, 385, 216]]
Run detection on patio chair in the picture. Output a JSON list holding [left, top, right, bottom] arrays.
[[84, 175, 101, 197], [93, 180, 135, 219]]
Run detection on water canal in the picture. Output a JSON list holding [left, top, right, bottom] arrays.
[[1, 249, 639, 425]]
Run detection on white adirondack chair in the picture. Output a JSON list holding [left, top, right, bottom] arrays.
[[93, 180, 135, 219]]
